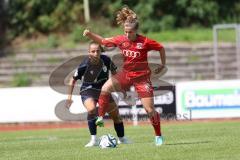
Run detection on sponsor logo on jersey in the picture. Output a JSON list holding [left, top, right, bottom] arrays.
[[122, 50, 140, 58]]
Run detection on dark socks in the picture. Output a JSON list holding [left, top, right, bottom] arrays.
[[87, 113, 97, 135], [114, 122, 125, 138]]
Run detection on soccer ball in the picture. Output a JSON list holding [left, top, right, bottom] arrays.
[[99, 134, 117, 149]]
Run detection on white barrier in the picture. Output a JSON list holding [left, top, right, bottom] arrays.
[[0, 87, 86, 123], [176, 80, 240, 119], [0, 86, 175, 123]]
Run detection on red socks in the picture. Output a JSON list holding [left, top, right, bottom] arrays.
[[149, 112, 162, 136], [99, 92, 162, 137], [98, 93, 110, 117]]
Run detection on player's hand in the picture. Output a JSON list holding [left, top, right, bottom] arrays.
[[83, 29, 90, 36], [154, 64, 165, 74], [65, 99, 73, 109]]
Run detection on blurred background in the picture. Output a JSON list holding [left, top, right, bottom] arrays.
[[0, 0, 240, 87]]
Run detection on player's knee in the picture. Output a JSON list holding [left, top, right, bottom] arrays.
[[101, 81, 114, 93], [145, 108, 155, 115], [101, 85, 111, 93], [87, 112, 97, 121], [147, 110, 158, 117], [88, 108, 97, 115], [112, 115, 122, 124]]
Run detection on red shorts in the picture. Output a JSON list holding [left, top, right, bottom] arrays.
[[113, 71, 153, 98]]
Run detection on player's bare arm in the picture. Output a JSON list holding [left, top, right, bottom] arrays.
[[154, 47, 166, 74], [83, 29, 104, 44], [66, 78, 76, 108]]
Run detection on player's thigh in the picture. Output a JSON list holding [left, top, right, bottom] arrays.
[[134, 79, 154, 113], [107, 101, 122, 123], [140, 97, 155, 113], [101, 76, 122, 93], [83, 98, 97, 114]]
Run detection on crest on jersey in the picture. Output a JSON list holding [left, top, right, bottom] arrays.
[[136, 43, 143, 49], [90, 70, 94, 75], [120, 41, 131, 49], [103, 65, 107, 72]]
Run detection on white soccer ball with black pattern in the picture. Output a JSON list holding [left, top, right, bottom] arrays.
[[99, 134, 117, 149]]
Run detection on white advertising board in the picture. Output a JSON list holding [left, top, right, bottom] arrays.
[[0, 87, 86, 123], [176, 80, 240, 119]]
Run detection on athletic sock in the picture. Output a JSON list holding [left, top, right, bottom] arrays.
[[149, 112, 162, 136], [87, 114, 97, 135], [98, 93, 110, 117], [114, 122, 124, 138], [91, 135, 97, 141]]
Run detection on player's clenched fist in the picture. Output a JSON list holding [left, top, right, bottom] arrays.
[[83, 29, 90, 36]]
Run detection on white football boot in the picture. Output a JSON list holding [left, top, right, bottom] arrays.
[[85, 136, 99, 147]]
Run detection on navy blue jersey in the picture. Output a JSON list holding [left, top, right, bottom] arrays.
[[73, 54, 117, 92]]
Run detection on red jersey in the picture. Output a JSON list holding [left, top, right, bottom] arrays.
[[102, 34, 163, 79]]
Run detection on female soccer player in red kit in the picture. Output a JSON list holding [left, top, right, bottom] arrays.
[[83, 7, 166, 146]]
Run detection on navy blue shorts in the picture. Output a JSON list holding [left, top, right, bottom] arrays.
[[80, 89, 114, 104]]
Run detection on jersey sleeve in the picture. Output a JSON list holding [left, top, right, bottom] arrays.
[[101, 36, 120, 47], [146, 38, 163, 51], [72, 62, 86, 81]]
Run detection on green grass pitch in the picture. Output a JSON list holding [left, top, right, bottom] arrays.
[[0, 121, 239, 160]]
